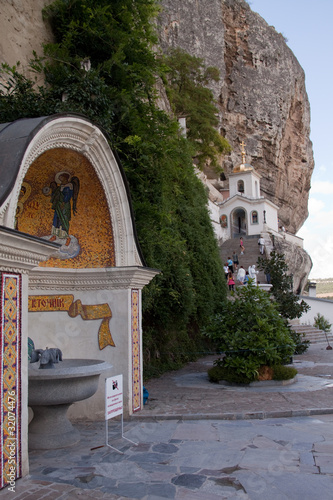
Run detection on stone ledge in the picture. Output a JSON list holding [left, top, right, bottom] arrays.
[[218, 376, 298, 387]]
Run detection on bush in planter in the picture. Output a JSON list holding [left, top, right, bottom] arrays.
[[203, 281, 296, 383], [272, 365, 297, 381], [208, 362, 297, 384]]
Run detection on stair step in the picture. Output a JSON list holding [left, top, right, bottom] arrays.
[[220, 235, 267, 284], [290, 324, 333, 344]]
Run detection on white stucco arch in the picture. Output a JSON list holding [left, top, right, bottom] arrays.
[[2, 115, 142, 267]]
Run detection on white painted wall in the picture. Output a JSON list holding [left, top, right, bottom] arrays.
[[229, 170, 261, 198], [299, 296, 333, 326]]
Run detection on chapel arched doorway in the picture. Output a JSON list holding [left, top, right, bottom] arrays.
[[232, 208, 247, 237]]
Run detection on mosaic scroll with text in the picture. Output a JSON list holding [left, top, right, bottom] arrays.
[[28, 295, 115, 350]]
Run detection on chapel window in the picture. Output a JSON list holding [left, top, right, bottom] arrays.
[[251, 210, 258, 224], [237, 180, 244, 194]]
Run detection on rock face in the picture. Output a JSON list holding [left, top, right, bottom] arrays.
[[158, 0, 314, 234], [0, 0, 54, 77], [274, 238, 312, 295]]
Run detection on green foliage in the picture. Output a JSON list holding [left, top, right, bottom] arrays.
[[208, 363, 253, 384], [271, 365, 297, 381], [208, 362, 298, 384], [313, 313, 332, 333], [258, 251, 310, 320], [143, 325, 214, 380], [203, 282, 296, 383], [0, 0, 227, 377], [288, 328, 310, 354], [164, 48, 231, 169]]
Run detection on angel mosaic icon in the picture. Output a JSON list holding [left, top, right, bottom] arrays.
[[43, 171, 81, 259]]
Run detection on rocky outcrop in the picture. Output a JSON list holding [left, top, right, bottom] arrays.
[[158, 0, 314, 234], [273, 238, 312, 294]]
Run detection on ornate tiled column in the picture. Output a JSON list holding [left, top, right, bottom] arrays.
[[0, 226, 58, 488]]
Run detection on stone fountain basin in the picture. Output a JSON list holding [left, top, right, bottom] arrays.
[[28, 359, 112, 449], [28, 359, 111, 407]]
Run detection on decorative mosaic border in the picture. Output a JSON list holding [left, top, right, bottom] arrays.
[[131, 289, 141, 412], [0, 272, 22, 489]]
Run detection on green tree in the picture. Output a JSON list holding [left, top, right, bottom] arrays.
[[313, 313, 332, 333], [0, 0, 227, 376], [258, 251, 310, 320], [313, 313, 333, 349], [203, 281, 295, 383], [164, 48, 231, 169]]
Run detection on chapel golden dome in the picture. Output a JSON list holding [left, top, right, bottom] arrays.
[[233, 140, 254, 173]]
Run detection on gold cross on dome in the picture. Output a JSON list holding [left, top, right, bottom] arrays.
[[240, 140, 246, 164]]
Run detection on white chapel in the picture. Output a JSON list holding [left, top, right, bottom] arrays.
[[219, 142, 279, 238]]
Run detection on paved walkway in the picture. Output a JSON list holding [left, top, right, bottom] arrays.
[[5, 342, 333, 499], [138, 342, 333, 420]]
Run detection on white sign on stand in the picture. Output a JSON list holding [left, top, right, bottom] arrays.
[[105, 374, 123, 419], [105, 375, 137, 453]]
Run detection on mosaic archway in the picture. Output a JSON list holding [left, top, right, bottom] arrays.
[[16, 148, 115, 269]]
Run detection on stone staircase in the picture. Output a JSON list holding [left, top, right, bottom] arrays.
[[290, 324, 333, 345], [220, 235, 267, 284]]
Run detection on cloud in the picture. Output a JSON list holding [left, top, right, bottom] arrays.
[[300, 225, 333, 278], [298, 198, 333, 278], [310, 180, 333, 195], [296, 178, 333, 278], [308, 234, 333, 278], [308, 197, 325, 214]]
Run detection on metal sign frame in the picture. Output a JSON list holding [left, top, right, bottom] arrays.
[[104, 375, 137, 454]]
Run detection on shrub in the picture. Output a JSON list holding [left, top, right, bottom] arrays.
[[257, 251, 310, 320], [272, 365, 297, 381], [208, 361, 253, 384], [208, 361, 297, 384], [203, 281, 296, 383], [288, 328, 310, 355]]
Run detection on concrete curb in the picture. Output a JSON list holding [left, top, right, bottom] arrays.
[[130, 407, 333, 422]]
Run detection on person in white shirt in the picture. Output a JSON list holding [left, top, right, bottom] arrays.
[[223, 263, 229, 280], [258, 236, 265, 255]]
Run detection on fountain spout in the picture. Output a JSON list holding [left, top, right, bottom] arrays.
[[30, 347, 63, 369]]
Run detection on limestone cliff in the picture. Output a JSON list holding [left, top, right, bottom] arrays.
[[273, 237, 312, 295], [157, 0, 314, 235], [0, 1, 54, 79]]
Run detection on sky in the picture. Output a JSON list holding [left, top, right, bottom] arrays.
[[248, 0, 333, 279]]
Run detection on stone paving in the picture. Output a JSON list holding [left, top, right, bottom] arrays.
[[137, 344, 333, 420], [4, 342, 333, 500]]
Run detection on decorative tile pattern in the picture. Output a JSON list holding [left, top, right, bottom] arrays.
[[1, 273, 22, 489], [131, 289, 141, 412]]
